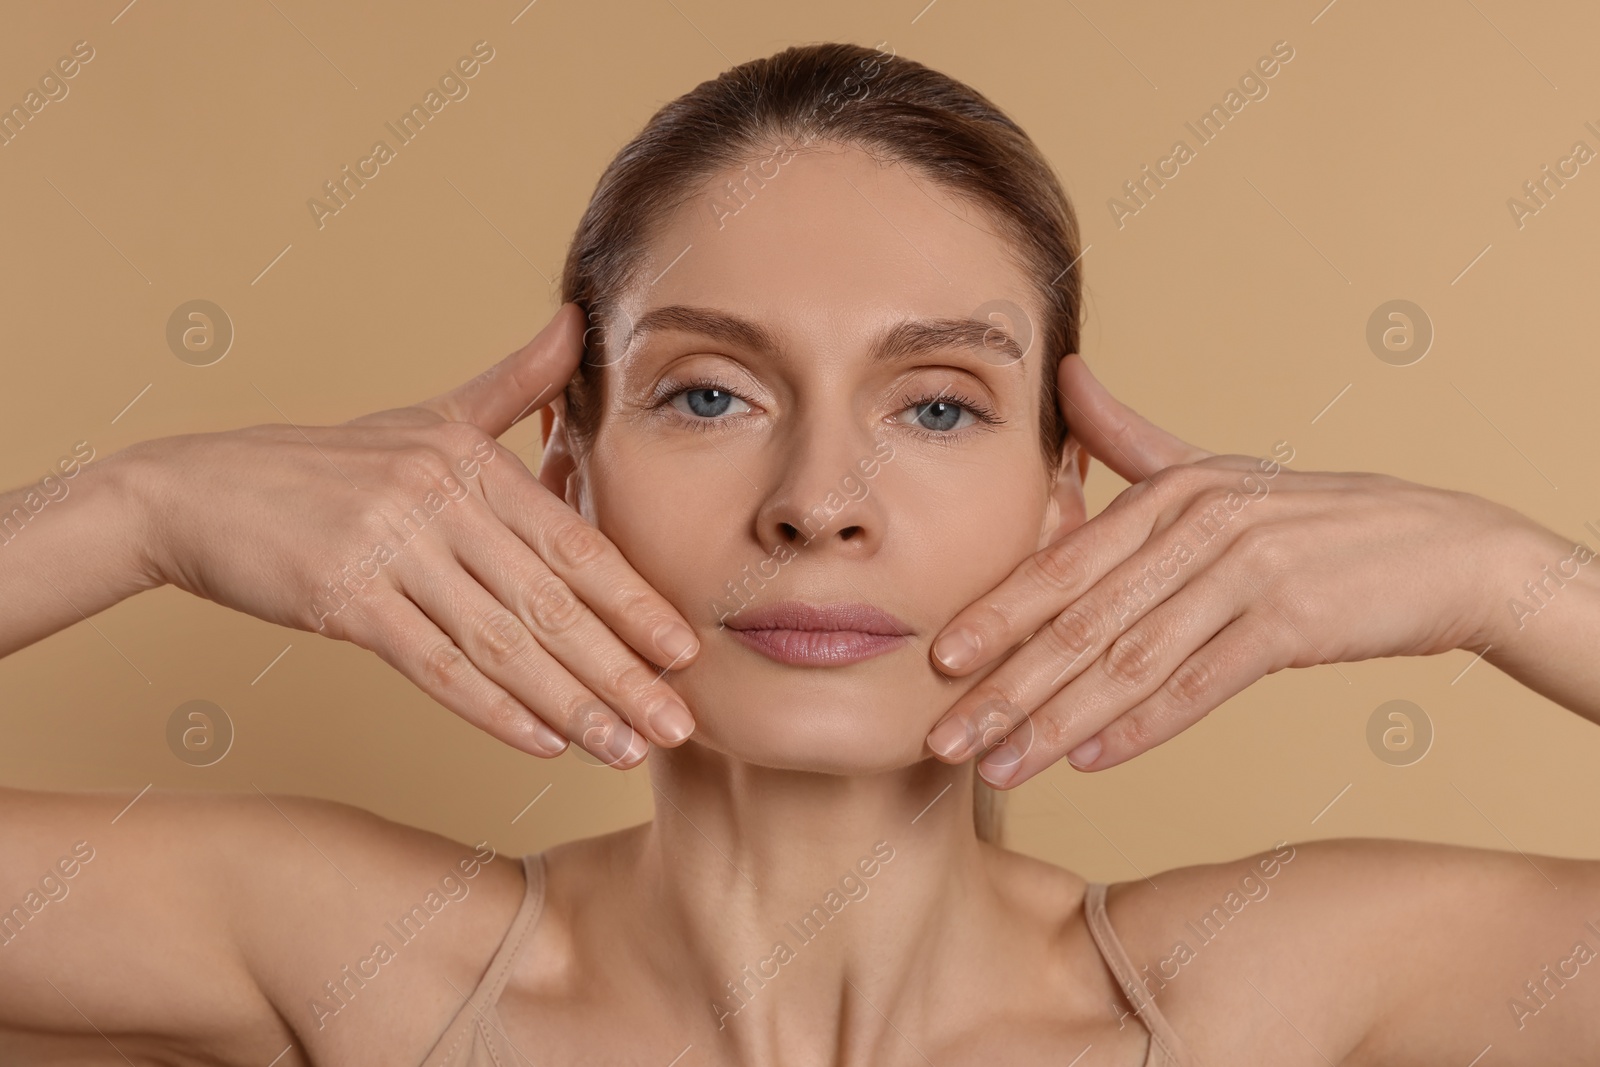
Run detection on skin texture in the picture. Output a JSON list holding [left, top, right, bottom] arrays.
[[0, 306, 703, 763], [2, 142, 1600, 1065], [923, 363, 1600, 785], [544, 143, 1080, 776]]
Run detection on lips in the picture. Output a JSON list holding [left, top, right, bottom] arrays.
[[722, 600, 913, 666]]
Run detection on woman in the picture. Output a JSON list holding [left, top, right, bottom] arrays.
[[3, 41, 1598, 1065]]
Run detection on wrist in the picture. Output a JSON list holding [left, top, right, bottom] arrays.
[[99, 441, 172, 596], [1463, 497, 1577, 655]]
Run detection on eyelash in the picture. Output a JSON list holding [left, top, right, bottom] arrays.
[[648, 376, 1005, 441]]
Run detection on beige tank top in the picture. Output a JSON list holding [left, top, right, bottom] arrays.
[[419, 854, 1197, 1066]]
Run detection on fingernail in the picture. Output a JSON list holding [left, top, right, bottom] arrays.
[[530, 717, 568, 756], [654, 622, 699, 666], [646, 692, 694, 745], [978, 746, 1020, 788], [933, 628, 979, 671], [1066, 736, 1102, 770], [603, 719, 649, 767], [927, 716, 975, 760]]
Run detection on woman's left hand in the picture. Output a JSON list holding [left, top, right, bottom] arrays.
[[923, 354, 1557, 786]]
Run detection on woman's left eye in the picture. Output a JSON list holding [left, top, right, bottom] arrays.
[[668, 386, 753, 420], [895, 397, 981, 433]]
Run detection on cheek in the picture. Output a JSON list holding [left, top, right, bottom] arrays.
[[583, 441, 752, 614], [884, 454, 1046, 606]]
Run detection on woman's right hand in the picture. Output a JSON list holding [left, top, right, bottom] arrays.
[[118, 302, 699, 766]]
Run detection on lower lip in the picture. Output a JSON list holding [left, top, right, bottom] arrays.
[[727, 628, 908, 666]]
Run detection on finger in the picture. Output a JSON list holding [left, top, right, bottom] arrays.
[[930, 460, 1231, 680], [930, 456, 1300, 679], [419, 303, 585, 437], [973, 575, 1242, 787], [344, 590, 573, 759], [393, 549, 656, 768], [478, 446, 702, 670], [1055, 354, 1212, 485], [1059, 613, 1282, 773], [449, 513, 697, 747], [929, 484, 1162, 677], [927, 480, 1232, 760]]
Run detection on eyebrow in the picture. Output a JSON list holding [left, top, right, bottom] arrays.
[[630, 304, 1025, 368]]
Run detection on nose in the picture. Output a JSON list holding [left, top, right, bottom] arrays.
[[753, 427, 887, 559]]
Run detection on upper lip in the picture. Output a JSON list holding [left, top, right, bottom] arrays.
[[722, 600, 913, 636]]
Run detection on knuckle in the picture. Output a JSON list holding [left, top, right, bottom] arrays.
[[1166, 653, 1221, 708], [613, 664, 662, 707], [1031, 536, 1087, 590], [1047, 605, 1099, 657], [1035, 711, 1073, 752], [432, 420, 491, 459], [1107, 708, 1160, 752], [392, 445, 455, 488], [481, 693, 530, 735], [615, 586, 662, 626], [1118, 477, 1157, 509], [574, 698, 621, 747], [1184, 487, 1235, 533], [475, 608, 532, 668], [527, 575, 584, 636], [971, 692, 1026, 749], [421, 638, 472, 690], [1102, 626, 1163, 689], [546, 518, 607, 570], [548, 694, 596, 732], [1149, 463, 1200, 498]]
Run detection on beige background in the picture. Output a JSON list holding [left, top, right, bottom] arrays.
[[2, 0, 1597, 881]]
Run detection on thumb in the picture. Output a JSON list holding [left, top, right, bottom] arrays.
[[419, 302, 586, 437], [1055, 354, 1211, 485]]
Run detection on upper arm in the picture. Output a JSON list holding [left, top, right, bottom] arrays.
[[1328, 839, 1600, 1066], [0, 785, 284, 1060], [1104, 838, 1600, 1066], [0, 786, 526, 1065]]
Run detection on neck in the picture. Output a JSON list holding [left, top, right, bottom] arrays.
[[618, 741, 1006, 1063]]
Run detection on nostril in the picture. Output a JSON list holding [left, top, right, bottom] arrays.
[[779, 521, 800, 541], [839, 525, 862, 540]]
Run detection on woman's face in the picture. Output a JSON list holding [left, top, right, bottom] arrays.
[[565, 144, 1084, 775]]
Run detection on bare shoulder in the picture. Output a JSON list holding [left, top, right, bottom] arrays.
[[1099, 837, 1600, 1065], [228, 790, 531, 1062], [0, 785, 527, 1065]]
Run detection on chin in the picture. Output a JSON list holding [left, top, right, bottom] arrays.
[[663, 645, 958, 776]]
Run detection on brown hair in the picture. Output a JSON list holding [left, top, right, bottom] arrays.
[[558, 41, 1086, 845]]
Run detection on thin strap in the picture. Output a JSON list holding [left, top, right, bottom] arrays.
[[1083, 882, 1198, 1067], [420, 852, 547, 1066], [474, 852, 547, 1005]]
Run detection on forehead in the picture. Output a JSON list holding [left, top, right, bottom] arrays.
[[626, 144, 1040, 350]]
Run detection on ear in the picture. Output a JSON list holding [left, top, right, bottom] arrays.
[[536, 392, 580, 507], [1038, 433, 1090, 552]]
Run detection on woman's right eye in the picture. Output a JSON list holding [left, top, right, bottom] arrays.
[[668, 386, 753, 420]]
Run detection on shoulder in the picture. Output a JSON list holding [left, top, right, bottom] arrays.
[[194, 789, 531, 1062], [1098, 837, 1600, 1064], [0, 786, 530, 1062]]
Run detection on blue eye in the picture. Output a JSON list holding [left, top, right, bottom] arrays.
[[895, 393, 995, 434], [668, 385, 752, 420], [907, 399, 967, 432]]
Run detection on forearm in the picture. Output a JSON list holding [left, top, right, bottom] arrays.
[[1476, 508, 1600, 721], [0, 446, 161, 657]]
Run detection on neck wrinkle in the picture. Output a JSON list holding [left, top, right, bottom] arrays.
[[616, 741, 1003, 1065]]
